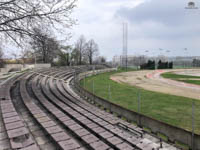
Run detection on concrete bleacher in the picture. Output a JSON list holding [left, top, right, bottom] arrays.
[[0, 66, 180, 150]]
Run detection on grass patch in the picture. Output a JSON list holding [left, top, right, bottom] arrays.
[[117, 67, 138, 72], [131, 121, 137, 126], [162, 72, 200, 86], [175, 141, 189, 150], [157, 133, 168, 142], [177, 79, 200, 85], [143, 127, 151, 133], [161, 72, 200, 79], [121, 116, 127, 121], [81, 70, 200, 133]]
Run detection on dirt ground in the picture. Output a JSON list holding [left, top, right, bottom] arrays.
[[111, 69, 200, 100]]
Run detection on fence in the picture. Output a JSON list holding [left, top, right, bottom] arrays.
[[74, 68, 200, 150]]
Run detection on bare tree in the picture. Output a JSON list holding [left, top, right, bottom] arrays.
[[99, 56, 106, 63], [19, 48, 33, 64], [57, 45, 72, 66], [94, 56, 106, 64], [11, 52, 17, 60], [30, 28, 60, 63], [74, 35, 87, 65], [11, 51, 20, 63], [0, 47, 3, 59], [0, 47, 4, 67], [0, 0, 77, 45], [85, 39, 99, 65]]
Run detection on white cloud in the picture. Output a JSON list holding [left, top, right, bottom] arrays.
[[69, 0, 200, 60], [4, 0, 200, 60], [103, 0, 144, 9], [70, 0, 146, 60]]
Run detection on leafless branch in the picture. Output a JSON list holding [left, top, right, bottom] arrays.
[[0, 0, 77, 45]]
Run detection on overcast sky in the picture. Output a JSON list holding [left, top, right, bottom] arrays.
[[70, 0, 200, 60]]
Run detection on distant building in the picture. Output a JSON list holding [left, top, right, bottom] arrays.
[[112, 55, 147, 67], [112, 55, 200, 68]]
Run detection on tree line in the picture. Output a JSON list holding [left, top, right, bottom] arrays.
[[56, 35, 106, 66], [140, 60, 173, 70], [0, 46, 4, 67], [0, 28, 106, 66], [192, 59, 200, 67], [30, 30, 105, 65]]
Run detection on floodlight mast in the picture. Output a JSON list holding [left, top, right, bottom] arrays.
[[185, 2, 198, 150], [122, 22, 128, 71], [35, 53, 37, 65]]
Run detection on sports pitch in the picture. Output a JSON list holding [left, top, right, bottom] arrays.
[[81, 69, 200, 133]]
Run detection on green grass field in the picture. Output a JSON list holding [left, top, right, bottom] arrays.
[[177, 80, 200, 85], [81, 70, 200, 133], [161, 72, 200, 85]]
